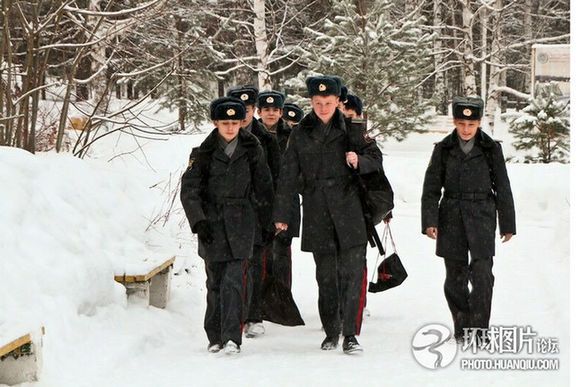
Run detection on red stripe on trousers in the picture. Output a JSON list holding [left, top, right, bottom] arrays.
[[355, 266, 368, 335], [261, 245, 269, 281], [287, 246, 292, 287]]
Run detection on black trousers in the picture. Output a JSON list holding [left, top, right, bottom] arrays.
[[444, 257, 495, 339], [246, 244, 266, 323], [204, 259, 247, 346], [313, 243, 367, 338]]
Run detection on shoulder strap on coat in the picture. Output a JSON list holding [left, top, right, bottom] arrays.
[[344, 117, 371, 152]]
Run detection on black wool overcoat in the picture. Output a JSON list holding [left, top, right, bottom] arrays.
[[421, 129, 516, 260], [180, 129, 274, 262], [273, 110, 383, 253]]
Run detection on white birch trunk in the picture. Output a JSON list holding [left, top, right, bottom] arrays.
[[254, 0, 270, 90], [433, 0, 447, 114], [480, 7, 488, 103], [461, 0, 477, 96], [523, 0, 533, 93], [88, 0, 109, 116], [485, 0, 503, 135]]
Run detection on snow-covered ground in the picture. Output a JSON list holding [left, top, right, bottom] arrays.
[[0, 105, 571, 386]]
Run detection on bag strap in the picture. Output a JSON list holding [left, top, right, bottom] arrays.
[[370, 224, 399, 283], [387, 224, 397, 255], [370, 225, 389, 283]]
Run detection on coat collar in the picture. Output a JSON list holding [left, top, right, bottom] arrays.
[[440, 128, 495, 150], [199, 128, 259, 163], [276, 119, 292, 138], [441, 128, 494, 160], [300, 109, 347, 143]]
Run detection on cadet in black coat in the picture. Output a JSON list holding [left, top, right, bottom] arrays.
[[421, 96, 516, 343], [258, 90, 301, 290], [282, 103, 304, 128], [274, 76, 383, 354], [180, 97, 274, 354], [227, 86, 282, 338]]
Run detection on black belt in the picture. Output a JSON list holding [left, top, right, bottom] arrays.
[[207, 196, 250, 205], [444, 192, 492, 200], [305, 175, 352, 189]]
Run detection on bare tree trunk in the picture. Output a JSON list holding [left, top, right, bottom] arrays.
[[1, 0, 14, 146], [485, 0, 503, 135], [356, 0, 368, 96], [523, 0, 533, 93], [460, 0, 477, 95], [15, 4, 36, 150], [433, 0, 447, 114], [254, 0, 270, 90], [175, 16, 187, 131], [480, 6, 488, 103], [88, 0, 110, 116], [76, 57, 91, 101]]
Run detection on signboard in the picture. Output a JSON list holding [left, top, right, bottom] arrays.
[[531, 44, 570, 97]]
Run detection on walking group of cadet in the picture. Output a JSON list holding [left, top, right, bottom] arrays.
[[180, 75, 516, 356]]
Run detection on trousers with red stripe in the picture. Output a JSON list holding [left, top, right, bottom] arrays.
[[204, 259, 247, 346], [313, 243, 367, 338]]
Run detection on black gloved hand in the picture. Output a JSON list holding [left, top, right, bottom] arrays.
[[262, 224, 276, 243], [194, 220, 214, 245], [275, 231, 292, 246]]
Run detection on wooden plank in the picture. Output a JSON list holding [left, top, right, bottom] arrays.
[[0, 334, 32, 358], [114, 256, 176, 284]]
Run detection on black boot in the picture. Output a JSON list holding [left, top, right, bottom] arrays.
[[342, 335, 363, 354], [321, 336, 339, 350]]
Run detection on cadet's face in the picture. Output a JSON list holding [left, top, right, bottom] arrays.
[[215, 120, 242, 142], [242, 105, 255, 127], [343, 108, 360, 119], [311, 95, 339, 124], [258, 107, 283, 128], [454, 119, 480, 141]]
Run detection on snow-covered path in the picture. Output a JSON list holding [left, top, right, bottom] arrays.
[[0, 123, 569, 386]]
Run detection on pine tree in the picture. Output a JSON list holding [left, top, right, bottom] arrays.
[[509, 82, 569, 163], [295, 0, 434, 141]]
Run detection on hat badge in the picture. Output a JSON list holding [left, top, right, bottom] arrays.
[[240, 93, 249, 101], [226, 108, 236, 117], [319, 83, 327, 92], [266, 96, 274, 104], [463, 108, 473, 117], [288, 111, 296, 117]]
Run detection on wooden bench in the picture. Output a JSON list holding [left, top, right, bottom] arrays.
[[67, 116, 89, 131], [114, 256, 175, 309], [0, 328, 44, 385]]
